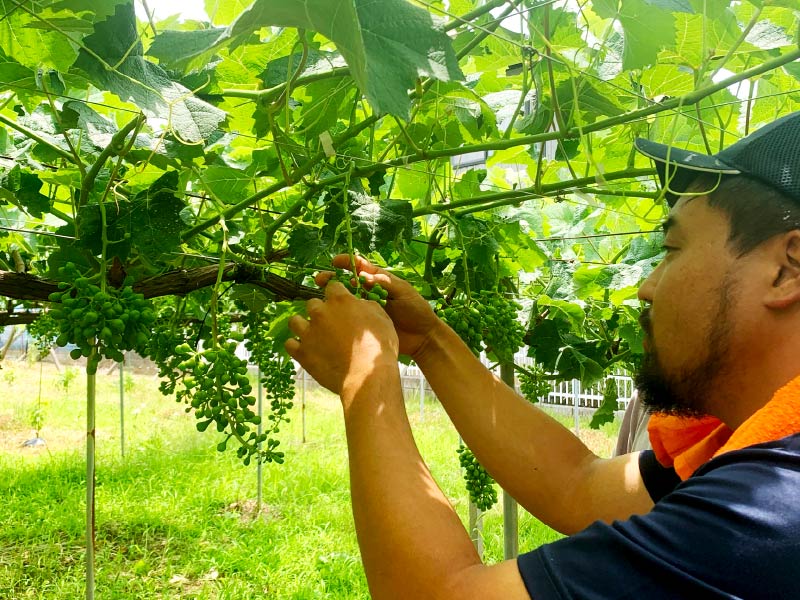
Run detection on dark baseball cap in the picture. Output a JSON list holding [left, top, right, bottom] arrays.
[[634, 111, 800, 206]]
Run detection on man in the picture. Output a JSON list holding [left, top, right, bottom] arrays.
[[285, 112, 800, 599]]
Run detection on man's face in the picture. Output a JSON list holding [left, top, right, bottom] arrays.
[[635, 196, 744, 417]]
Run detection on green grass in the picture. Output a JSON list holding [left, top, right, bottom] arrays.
[[0, 361, 618, 599]]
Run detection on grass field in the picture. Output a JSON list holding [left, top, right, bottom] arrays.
[[0, 359, 619, 599]]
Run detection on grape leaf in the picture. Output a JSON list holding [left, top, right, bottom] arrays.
[[590, 379, 620, 429], [148, 0, 463, 118], [127, 191, 185, 261], [349, 193, 414, 252], [592, 0, 678, 70], [60, 101, 117, 150], [260, 50, 348, 89], [526, 320, 564, 373], [73, 4, 226, 144], [0, 61, 36, 93], [231, 284, 272, 312], [267, 301, 306, 357], [0, 167, 50, 218], [288, 225, 331, 265], [556, 345, 605, 385], [198, 166, 254, 204], [745, 19, 794, 50], [205, 0, 252, 26], [76, 200, 133, 260], [0, 1, 79, 71], [556, 77, 626, 126]]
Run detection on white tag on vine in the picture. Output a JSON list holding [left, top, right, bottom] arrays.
[[319, 132, 336, 158]]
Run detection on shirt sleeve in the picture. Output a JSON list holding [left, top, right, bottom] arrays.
[[638, 449, 681, 502], [516, 441, 800, 600]]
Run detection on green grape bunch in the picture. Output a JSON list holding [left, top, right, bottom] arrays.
[[519, 364, 551, 404], [145, 313, 196, 396], [457, 444, 498, 511], [173, 337, 277, 465], [436, 300, 483, 355], [27, 310, 60, 355], [478, 290, 524, 362], [436, 290, 525, 360], [331, 268, 389, 306], [245, 314, 296, 463], [47, 262, 155, 374]]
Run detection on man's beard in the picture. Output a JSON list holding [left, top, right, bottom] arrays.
[[635, 279, 734, 418]]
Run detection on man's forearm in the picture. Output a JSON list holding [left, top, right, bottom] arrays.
[[414, 319, 649, 533], [341, 365, 486, 598]]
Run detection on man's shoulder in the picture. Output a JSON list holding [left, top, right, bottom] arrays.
[[693, 431, 800, 480], [518, 435, 800, 600]]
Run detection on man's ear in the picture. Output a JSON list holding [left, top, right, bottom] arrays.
[[766, 231, 800, 309]]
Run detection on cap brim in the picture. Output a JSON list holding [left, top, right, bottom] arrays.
[[634, 138, 741, 205]]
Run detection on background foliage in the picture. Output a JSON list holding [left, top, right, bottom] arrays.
[[1, 0, 799, 450]]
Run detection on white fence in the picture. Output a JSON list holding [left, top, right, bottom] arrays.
[[2, 327, 634, 415], [393, 352, 634, 417]]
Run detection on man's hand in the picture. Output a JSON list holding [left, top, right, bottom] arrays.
[[317, 255, 441, 360], [285, 281, 399, 398]]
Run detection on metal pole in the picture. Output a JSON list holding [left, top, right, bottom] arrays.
[[572, 379, 581, 434], [257, 367, 263, 512], [85, 357, 97, 600], [119, 358, 125, 459], [468, 501, 484, 559], [301, 367, 307, 444], [419, 367, 425, 421], [500, 361, 518, 559]]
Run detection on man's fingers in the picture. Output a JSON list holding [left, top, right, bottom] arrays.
[[360, 271, 393, 291], [284, 337, 301, 357], [288, 314, 310, 337], [331, 254, 379, 275], [315, 270, 336, 287], [306, 298, 324, 314], [325, 280, 351, 299]]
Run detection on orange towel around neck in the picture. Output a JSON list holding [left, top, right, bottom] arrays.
[[648, 375, 800, 480]]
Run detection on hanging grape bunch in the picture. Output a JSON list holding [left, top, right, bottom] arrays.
[[436, 289, 524, 359], [478, 290, 525, 362], [244, 314, 297, 464], [457, 444, 498, 511], [519, 363, 551, 404], [47, 262, 155, 374], [145, 311, 196, 396], [27, 310, 60, 355], [173, 337, 276, 465], [331, 268, 389, 306], [435, 299, 483, 355]]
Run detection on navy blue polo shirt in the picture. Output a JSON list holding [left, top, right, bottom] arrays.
[[517, 433, 800, 599]]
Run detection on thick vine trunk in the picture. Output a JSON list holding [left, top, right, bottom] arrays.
[[0, 264, 323, 325]]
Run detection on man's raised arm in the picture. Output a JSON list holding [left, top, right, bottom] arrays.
[[323, 255, 653, 534]]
